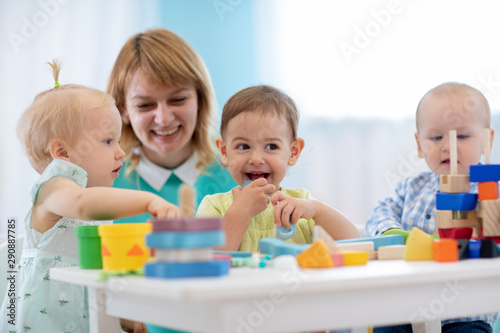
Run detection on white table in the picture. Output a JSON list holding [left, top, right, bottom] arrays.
[[50, 259, 500, 333]]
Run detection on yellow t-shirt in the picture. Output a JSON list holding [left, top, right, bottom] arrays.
[[196, 188, 315, 252]]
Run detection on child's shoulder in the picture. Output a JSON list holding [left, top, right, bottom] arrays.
[[396, 171, 439, 193]]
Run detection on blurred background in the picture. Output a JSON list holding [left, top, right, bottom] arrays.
[[1, 0, 500, 242]]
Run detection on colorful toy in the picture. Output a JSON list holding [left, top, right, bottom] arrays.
[[336, 234, 404, 250], [75, 225, 103, 269], [296, 240, 333, 268], [432, 239, 458, 262], [378, 245, 406, 260], [404, 227, 433, 261], [145, 185, 229, 279], [98, 223, 151, 271]]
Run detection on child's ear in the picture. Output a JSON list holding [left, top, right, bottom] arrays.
[[288, 138, 305, 166], [49, 139, 70, 161], [215, 137, 229, 166], [484, 128, 495, 155], [415, 132, 425, 158]]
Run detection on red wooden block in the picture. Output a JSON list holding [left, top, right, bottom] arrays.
[[478, 181, 499, 200], [433, 239, 458, 262], [438, 227, 473, 240]]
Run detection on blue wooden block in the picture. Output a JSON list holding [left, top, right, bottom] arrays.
[[468, 240, 481, 259], [146, 230, 225, 249], [435, 192, 477, 211], [214, 250, 253, 258], [470, 164, 500, 182], [145, 260, 229, 278], [259, 238, 310, 257], [336, 234, 404, 250]]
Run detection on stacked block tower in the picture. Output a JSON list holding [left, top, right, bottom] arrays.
[[435, 130, 478, 240], [144, 185, 230, 278]]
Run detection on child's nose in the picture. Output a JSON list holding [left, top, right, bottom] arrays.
[[249, 151, 264, 164], [116, 145, 125, 160]]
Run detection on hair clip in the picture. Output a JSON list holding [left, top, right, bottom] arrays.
[[54, 81, 60, 88]]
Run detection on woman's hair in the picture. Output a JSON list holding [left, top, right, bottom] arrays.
[[18, 59, 115, 174], [106, 28, 217, 174], [220, 85, 300, 140]]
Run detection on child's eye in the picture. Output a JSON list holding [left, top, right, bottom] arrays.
[[265, 144, 278, 150], [236, 144, 250, 150], [431, 136, 442, 141], [104, 139, 112, 145], [457, 135, 468, 139]]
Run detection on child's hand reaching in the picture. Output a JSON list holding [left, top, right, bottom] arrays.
[[271, 191, 316, 229], [147, 196, 182, 219], [231, 178, 275, 219], [120, 318, 148, 332]]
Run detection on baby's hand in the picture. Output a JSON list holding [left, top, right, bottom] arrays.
[[231, 178, 275, 218], [271, 191, 316, 229], [119, 318, 148, 333], [148, 196, 182, 219]]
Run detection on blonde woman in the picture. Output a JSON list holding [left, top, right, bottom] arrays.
[[107, 28, 236, 223]]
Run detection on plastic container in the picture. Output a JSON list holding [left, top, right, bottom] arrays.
[[98, 223, 151, 271], [74, 225, 102, 269]]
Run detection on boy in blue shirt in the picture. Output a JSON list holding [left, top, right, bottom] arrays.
[[366, 82, 496, 332]]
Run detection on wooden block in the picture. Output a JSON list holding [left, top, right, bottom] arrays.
[[457, 239, 470, 260], [470, 164, 500, 182], [337, 242, 376, 260], [146, 230, 225, 249], [480, 239, 500, 258], [336, 234, 404, 250], [144, 260, 229, 278], [477, 200, 500, 237], [468, 240, 481, 259], [435, 210, 478, 229], [432, 239, 458, 262], [436, 193, 477, 211], [313, 225, 341, 254], [259, 238, 309, 257], [438, 227, 473, 240], [296, 240, 333, 268], [439, 174, 470, 193], [382, 229, 410, 243], [378, 245, 406, 260], [404, 228, 433, 261], [342, 251, 369, 266], [330, 253, 344, 267], [478, 181, 499, 200]]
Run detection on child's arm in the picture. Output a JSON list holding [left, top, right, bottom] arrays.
[[365, 179, 407, 237], [271, 191, 359, 240], [222, 178, 275, 250], [32, 177, 180, 233]]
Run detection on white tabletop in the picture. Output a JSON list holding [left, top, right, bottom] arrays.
[[50, 259, 500, 332]]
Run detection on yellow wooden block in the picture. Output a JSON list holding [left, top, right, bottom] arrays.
[[404, 227, 433, 261], [435, 210, 478, 229], [439, 174, 470, 193], [342, 251, 369, 266], [296, 240, 333, 268], [378, 245, 406, 260], [337, 241, 377, 260], [477, 200, 500, 237]]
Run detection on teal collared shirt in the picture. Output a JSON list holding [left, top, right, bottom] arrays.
[[112, 152, 236, 223]]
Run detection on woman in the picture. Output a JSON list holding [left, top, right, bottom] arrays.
[[107, 28, 236, 223]]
